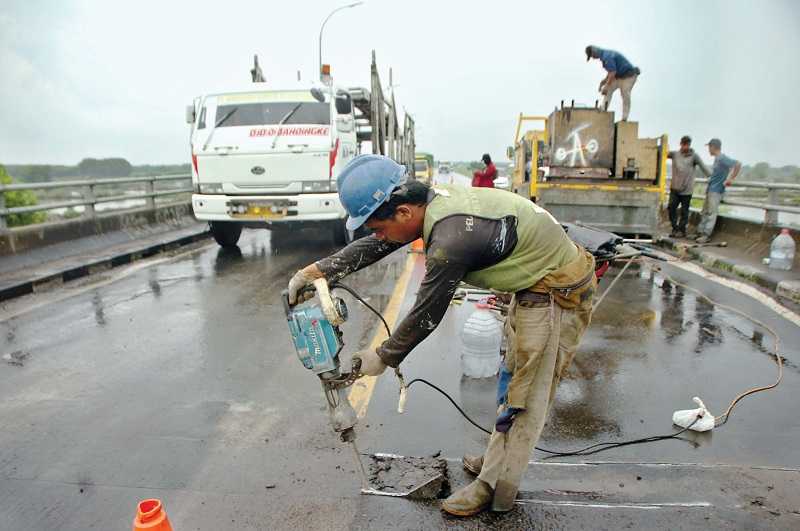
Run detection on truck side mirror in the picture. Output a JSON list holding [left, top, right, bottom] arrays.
[[310, 88, 326, 103], [185, 104, 196, 124], [506, 146, 514, 160], [335, 93, 352, 115]]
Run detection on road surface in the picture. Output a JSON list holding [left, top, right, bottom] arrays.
[[1, 225, 798, 529]]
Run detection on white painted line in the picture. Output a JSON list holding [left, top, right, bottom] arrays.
[[516, 499, 712, 510]]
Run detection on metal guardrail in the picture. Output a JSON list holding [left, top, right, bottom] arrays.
[[676, 178, 800, 225], [0, 174, 193, 230]]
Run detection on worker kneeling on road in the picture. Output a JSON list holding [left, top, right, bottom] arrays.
[[287, 154, 597, 517]]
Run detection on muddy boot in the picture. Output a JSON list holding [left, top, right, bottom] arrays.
[[462, 455, 484, 475], [441, 479, 493, 517]]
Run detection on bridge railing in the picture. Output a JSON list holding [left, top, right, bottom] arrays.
[[674, 178, 800, 225], [0, 174, 193, 230]]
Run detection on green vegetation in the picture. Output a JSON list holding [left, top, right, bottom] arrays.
[[0, 164, 47, 227], [452, 161, 483, 176]]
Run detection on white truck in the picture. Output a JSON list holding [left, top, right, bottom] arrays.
[[186, 54, 415, 248]]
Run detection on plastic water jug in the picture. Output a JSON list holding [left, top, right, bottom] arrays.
[[461, 302, 502, 378], [769, 229, 795, 271]]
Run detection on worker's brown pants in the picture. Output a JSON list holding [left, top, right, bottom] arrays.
[[478, 294, 593, 509], [601, 74, 638, 120]]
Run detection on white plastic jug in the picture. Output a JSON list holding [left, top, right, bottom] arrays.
[[769, 228, 795, 271], [461, 302, 502, 378]]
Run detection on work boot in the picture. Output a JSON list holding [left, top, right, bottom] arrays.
[[676, 230, 686, 238], [462, 455, 484, 475], [695, 235, 711, 244], [669, 230, 679, 238], [441, 479, 494, 517]]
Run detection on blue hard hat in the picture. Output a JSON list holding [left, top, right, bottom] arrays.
[[337, 154, 407, 230]]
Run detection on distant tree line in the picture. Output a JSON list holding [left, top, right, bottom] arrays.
[[5, 158, 191, 182], [739, 162, 800, 183]]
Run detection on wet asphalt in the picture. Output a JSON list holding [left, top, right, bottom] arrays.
[[1, 226, 798, 530]]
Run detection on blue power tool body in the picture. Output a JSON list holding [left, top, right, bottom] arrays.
[[282, 288, 348, 375]]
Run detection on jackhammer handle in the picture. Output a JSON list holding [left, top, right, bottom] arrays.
[[313, 277, 345, 325]]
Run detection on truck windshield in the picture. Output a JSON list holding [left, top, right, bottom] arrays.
[[214, 101, 330, 127], [414, 161, 428, 172]]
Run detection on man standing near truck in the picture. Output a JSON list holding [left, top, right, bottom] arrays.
[[472, 154, 497, 188], [695, 138, 741, 243], [668, 136, 711, 238], [585, 45, 640, 121], [287, 154, 597, 516]]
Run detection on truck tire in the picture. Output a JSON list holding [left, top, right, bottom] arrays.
[[210, 221, 242, 248], [332, 219, 356, 246]]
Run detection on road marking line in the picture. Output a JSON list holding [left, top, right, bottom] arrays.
[[348, 253, 418, 418]]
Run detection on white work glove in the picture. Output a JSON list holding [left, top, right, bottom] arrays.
[[352, 349, 387, 376], [287, 267, 320, 305]]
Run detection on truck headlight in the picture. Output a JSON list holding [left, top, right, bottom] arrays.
[[301, 181, 333, 193], [198, 183, 224, 194]]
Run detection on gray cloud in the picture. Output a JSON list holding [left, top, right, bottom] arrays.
[[1, 0, 799, 167]]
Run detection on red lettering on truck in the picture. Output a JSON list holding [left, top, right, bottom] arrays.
[[249, 127, 330, 137]]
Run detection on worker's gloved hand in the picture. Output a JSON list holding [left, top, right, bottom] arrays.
[[495, 407, 524, 433], [352, 349, 387, 377], [287, 265, 323, 305]]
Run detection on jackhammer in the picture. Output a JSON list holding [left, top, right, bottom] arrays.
[[281, 278, 369, 488]]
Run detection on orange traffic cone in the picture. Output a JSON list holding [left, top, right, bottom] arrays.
[[410, 238, 424, 253], [133, 499, 172, 531]]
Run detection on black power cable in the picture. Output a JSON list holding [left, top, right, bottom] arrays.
[[334, 281, 702, 458], [405, 377, 700, 458]]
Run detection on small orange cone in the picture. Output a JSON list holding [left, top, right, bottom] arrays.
[[133, 499, 172, 531], [410, 238, 424, 253]]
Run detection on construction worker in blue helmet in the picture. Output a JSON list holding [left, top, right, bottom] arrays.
[[287, 154, 597, 517]]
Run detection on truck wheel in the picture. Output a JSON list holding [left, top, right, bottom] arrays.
[[210, 221, 242, 248], [332, 219, 356, 246]]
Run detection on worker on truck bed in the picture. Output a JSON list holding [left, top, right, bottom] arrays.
[[287, 154, 597, 517], [668, 135, 711, 238], [695, 138, 741, 243], [585, 45, 640, 121], [472, 153, 497, 187]]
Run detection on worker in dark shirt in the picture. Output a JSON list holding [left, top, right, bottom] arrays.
[[472, 154, 497, 188], [667, 135, 711, 238], [586, 45, 640, 120], [287, 154, 596, 517]]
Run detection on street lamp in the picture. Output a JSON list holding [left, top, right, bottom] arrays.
[[318, 1, 364, 81]]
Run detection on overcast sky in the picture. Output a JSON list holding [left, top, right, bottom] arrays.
[[2, 0, 799, 167]]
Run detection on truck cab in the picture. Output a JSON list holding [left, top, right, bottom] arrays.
[[187, 84, 360, 247], [413, 157, 432, 184]]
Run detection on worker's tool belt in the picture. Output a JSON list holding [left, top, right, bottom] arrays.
[[514, 290, 551, 307], [528, 246, 596, 310]]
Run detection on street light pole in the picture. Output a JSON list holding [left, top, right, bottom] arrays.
[[318, 1, 364, 81]]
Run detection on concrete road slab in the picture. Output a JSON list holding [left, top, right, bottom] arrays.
[[1, 228, 799, 530]]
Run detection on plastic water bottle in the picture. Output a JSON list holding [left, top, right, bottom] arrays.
[[461, 301, 502, 378], [769, 229, 795, 271]]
